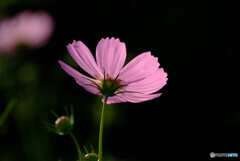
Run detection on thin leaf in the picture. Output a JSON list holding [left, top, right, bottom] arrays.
[[51, 110, 59, 118]]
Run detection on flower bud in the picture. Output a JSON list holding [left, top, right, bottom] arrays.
[[55, 116, 73, 135], [84, 153, 98, 161]]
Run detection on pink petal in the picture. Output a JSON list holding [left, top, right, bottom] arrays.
[[67, 41, 103, 79], [96, 37, 126, 78], [102, 95, 127, 104], [119, 93, 162, 103], [75, 79, 101, 95], [119, 52, 159, 83], [125, 68, 168, 94], [58, 60, 100, 95], [0, 11, 54, 54]]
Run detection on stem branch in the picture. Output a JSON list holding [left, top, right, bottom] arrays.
[[0, 99, 16, 127], [70, 132, 82, 161]]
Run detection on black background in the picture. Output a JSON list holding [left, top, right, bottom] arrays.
[[1, 0, 240, 161]]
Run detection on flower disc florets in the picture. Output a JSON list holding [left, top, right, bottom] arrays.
[[97, 73, 126, 97]]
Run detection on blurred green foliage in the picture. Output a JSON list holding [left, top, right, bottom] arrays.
[[0, 41, 125, 161], [0, 1, 148, 161]]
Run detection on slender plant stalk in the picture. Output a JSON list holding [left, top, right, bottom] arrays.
[[70, 132, 82, 161], [0, 99, 16, 127], [98, 96, 108, 161]]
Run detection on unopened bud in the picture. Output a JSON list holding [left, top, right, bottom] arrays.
[[55, 116, 73, 135], [84, 153, 98, 161]]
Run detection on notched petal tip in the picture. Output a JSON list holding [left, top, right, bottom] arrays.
[[66, 40, 78, 47], [110, 37, 119, 41], [101, 37, 121, 42], [66, 43, 72, 48], [159, 67, 168, 78], [145, 51, 152, 56]]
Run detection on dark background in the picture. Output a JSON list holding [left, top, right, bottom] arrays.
[[0, 0, 239, 161]]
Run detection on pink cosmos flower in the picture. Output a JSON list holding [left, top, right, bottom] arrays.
[[0, 10, 54, 54], [58, 37, 168, 104]]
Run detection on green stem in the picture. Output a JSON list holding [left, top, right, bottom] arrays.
[[98, 96, 108, 161], [0, 98, 16, 127], [70, 132, 82, 161]]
